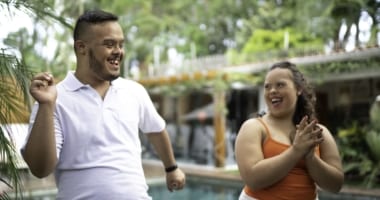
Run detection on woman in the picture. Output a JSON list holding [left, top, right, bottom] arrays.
[[235, 61, 344, 200]]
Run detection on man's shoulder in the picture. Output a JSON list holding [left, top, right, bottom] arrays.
[[113, 77, 145, 90]]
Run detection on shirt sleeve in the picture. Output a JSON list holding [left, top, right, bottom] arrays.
[[137, 84, 166, 133]]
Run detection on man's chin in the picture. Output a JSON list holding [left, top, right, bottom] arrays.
[[108, 74, 120, 81], [101, 70, 120, 81]]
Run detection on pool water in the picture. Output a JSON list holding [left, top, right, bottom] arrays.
[[148, 176, 380, 200], [9, 176, 380, 200], [148, 176, 243, 200]]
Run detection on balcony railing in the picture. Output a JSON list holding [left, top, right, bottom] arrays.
[[140, 45, 380, 80]]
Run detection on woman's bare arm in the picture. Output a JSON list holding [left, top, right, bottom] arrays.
[[235, 119, 304, 190], [305, 125, 344, 193]]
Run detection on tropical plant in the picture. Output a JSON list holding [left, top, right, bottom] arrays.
[[338, 101, 380, 188], [0, 50, 32, 199], [363, 101, 380, 188], [0, 0, 69, 198], [230, 28, 325, 63], [337, 122, 372, 179], [365, 129, 380, 188]]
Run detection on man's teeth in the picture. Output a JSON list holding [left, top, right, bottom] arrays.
[[110, 60, 119, 65]]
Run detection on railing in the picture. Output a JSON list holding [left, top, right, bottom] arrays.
[[150, 54, 228, 78], [142, 45, 380, 79]]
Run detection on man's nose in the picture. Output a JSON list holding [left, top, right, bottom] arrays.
[[112, 46, 123, 54]]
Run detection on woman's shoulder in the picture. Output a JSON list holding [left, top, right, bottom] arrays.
[[241, 117, 263, 127], [236, 118, 266, 149], [239, 117, 265, 136], [316, 123, 338, 147], [316, 123, 332, 135]]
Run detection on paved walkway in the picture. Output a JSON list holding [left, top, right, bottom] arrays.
[[9, 159, 380, 199]]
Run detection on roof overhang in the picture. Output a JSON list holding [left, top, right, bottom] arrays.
[[222, 47, 380, 74]]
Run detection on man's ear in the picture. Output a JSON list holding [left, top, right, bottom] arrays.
[[74, 40, 87, 55]]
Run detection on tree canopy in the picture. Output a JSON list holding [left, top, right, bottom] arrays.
[[2, 0, 379, 78]]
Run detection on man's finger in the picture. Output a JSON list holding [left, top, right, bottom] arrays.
[[31, 80, 49, 88], [171, 182, 178, 190], [31, 72, 54, 83]]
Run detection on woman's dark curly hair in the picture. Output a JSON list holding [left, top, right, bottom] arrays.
[[269, 61, 317, 125]]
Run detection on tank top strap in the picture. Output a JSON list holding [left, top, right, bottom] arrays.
[[256, 117, 272, 138]]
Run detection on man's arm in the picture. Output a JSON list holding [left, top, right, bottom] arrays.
[[147, 130, 186, 191], [22, 72, 58, 178]]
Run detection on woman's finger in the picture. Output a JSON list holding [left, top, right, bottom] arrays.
[[304, 119, 317, 134], [296, 116, 308, 131]]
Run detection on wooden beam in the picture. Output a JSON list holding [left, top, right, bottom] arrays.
[[213, 90, 226, 167]]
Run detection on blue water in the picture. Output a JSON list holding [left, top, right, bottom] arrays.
[[9, 176, 380, 200], [148, 176, 243, 200], [148, 176, 380, 200]]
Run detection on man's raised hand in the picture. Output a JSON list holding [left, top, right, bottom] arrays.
[[29, 72, 57, 104]]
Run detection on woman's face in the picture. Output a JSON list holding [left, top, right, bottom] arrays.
[[264, 68, 300, 118]]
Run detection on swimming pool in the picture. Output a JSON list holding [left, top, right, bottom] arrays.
[[148, 176, 243, 200], [8, 176, 380, 200], [148, 176, 380, 200]]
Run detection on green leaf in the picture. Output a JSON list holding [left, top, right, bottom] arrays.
[[366, 130, 380, 162]]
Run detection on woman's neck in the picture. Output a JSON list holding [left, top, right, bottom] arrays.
[[266, 113, 293, 125], [265, 114, 296, 142]]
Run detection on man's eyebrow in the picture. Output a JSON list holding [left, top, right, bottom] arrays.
[[103, 38, 124, 42], [103, 39, 116, 43]]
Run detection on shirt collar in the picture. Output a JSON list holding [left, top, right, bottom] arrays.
[[62, 71, 87, 91], [62, 71, 121, 91]]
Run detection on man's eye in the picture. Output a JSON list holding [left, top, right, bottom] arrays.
[[106, 44, 114, 48], [103, 41, 116, 48]]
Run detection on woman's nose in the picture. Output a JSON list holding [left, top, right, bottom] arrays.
[[269, 87, 277, 94]]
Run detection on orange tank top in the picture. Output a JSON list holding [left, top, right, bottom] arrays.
[[244, 118, 320, 200]]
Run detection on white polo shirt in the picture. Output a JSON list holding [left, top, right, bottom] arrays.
[[27, 71, 165, 200]]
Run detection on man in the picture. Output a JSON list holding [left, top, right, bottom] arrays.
[[22, 9, 185, 200]]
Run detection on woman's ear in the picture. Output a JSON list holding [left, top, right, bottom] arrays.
[[297, 90, 302, 96]]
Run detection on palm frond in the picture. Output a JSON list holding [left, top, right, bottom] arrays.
[[0, 1, 72, 198], [0, 128, 20, 199], [0, 0, 72, 29], [0, 50, 33, 199]]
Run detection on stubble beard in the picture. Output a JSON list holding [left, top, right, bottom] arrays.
[[89, 50, 119, 82]]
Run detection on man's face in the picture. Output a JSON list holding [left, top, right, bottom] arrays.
[[85, 21, 125, 82]]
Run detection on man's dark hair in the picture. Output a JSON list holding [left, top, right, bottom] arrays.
[[73, 9, 118, 41]]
